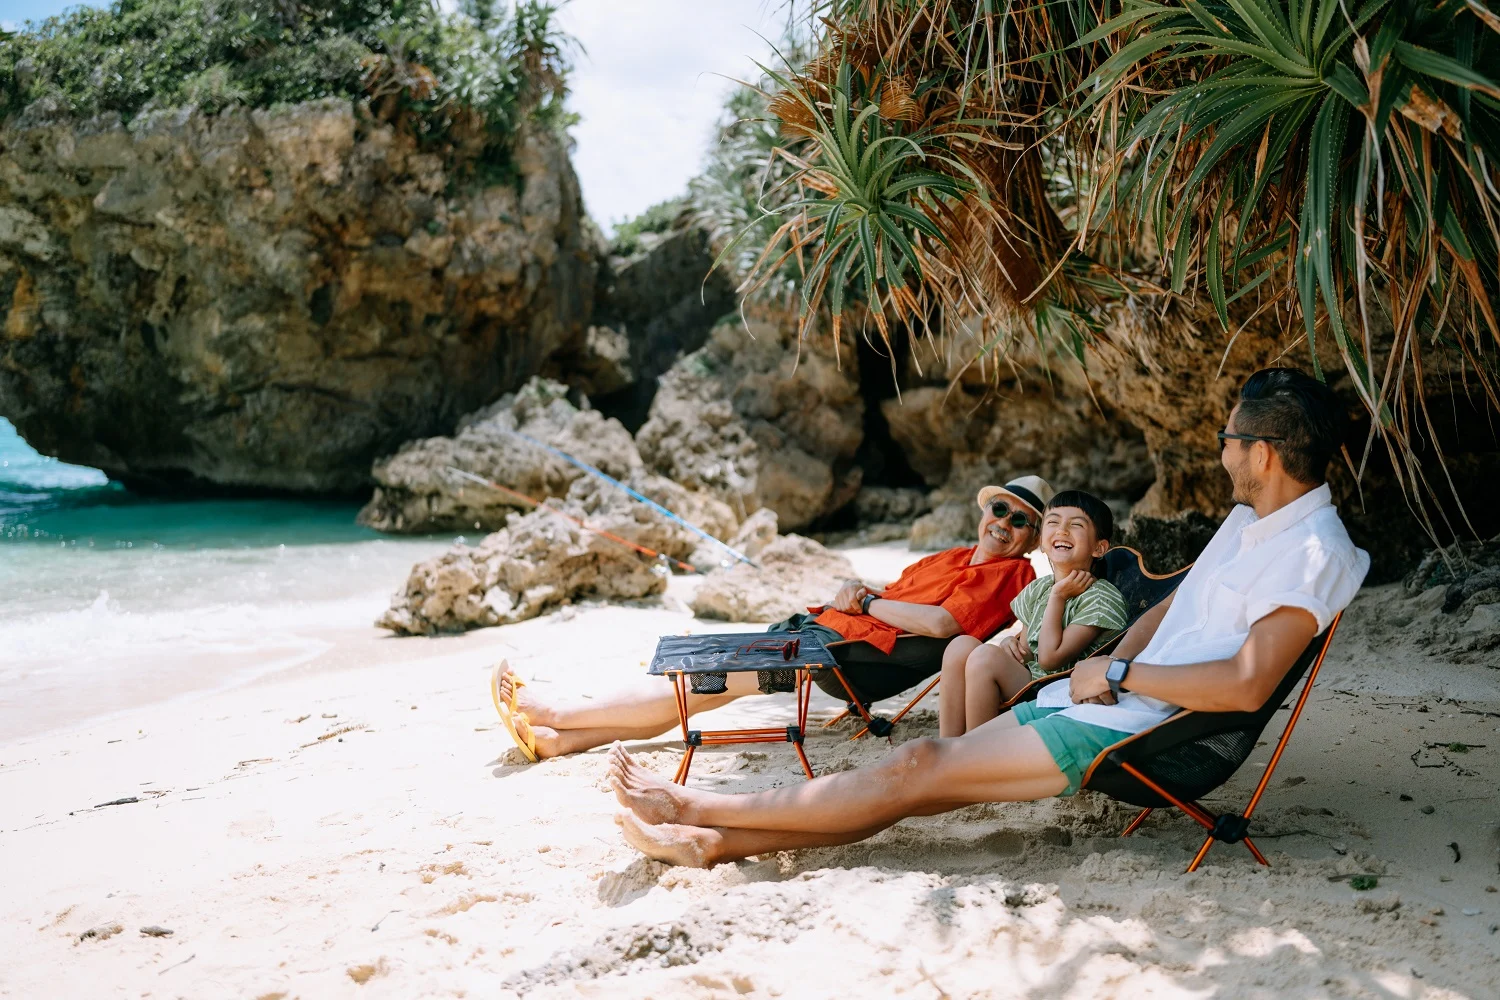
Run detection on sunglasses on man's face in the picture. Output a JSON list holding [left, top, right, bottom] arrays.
[[1217, 431, 1285, 446], [988, 500, 1035, 530]]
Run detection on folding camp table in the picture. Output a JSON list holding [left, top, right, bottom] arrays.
[[648, 631, 859, 784]]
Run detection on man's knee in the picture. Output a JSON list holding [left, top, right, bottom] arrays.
[[891, 736, 944, 773], [883, 737, 948, 805]]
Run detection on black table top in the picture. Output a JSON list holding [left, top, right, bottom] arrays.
[[647, 631, 839, 674]]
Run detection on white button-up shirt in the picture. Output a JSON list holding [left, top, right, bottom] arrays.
[[1034, 483, 1370, 733]]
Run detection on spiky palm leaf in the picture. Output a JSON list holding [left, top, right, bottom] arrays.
[[743, 0, 1500, 536]]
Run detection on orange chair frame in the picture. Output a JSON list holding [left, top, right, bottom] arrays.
[[1081, 612, 1343, 872]]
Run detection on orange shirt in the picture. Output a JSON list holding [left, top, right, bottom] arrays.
[[812, 547, 1036, 654]]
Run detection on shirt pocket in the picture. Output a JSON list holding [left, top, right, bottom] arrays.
[[1210, 582, 1250, 632]]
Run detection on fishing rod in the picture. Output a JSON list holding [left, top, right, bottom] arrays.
[[445, 467, 698, 574], [507, 430, 756, 567]]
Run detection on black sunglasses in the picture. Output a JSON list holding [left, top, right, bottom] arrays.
[[988, 500, 1036, 530], [1217, 431, 1285, 445]]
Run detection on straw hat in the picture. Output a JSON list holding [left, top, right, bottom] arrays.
[[976, 475, 1054, 520]]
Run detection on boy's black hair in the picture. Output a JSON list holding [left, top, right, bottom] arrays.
[[1236, 368, 1345, 484], [1045, 489, 1114, 543]]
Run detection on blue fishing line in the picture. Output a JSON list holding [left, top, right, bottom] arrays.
[[509, 431, 755, 566]]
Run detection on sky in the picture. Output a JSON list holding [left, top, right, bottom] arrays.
[[2, 0, 793, 232]]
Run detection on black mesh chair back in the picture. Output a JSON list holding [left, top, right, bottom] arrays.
[[1077, 617, 1345, 872], [1081, 627, 1329, 807], [1103, 546, 1192, 628]]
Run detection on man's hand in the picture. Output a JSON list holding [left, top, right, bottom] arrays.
[[831, 579, 869, 615], [1069, 656, 1116, 705], [1051, 569, 1095, 602]]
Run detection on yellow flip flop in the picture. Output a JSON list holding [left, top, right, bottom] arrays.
[[490, 662, 539, 764]]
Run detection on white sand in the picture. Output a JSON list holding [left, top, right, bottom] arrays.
[[3, 546, 1499, 999]]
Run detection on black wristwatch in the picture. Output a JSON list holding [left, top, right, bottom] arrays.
[[860, 592, 877, 615], [1106, 657, 1133, 700]]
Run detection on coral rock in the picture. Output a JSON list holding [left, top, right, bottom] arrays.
[[690, 534, 855, 623], [377, 477, 686, 635], [636, 314, 864, 531], [0, 100, 597, 492]]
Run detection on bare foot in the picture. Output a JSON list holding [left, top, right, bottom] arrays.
[[614, 811, 717, 868], [607, 742, 693, 825], [494, 661, 559, 728]]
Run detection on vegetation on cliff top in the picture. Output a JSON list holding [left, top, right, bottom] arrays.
[[731, 0, 1499, 536], [0, 0, 574, 169]]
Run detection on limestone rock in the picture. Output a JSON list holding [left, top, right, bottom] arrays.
[[543, 325, 634, 398], [359, 377, 737, 558], [636, 313, 864, 531], [690, 534, 855, 623], [881, 382, 1153, 496], [909, 503, 977, 552], [854, 486, 930, 525], [1086, 298, 1500, 582], [376, 477, 681, 635], [358, 378, 640, 533], [1118, 511, 1221, 575], [586, 225, 738, 430], [0, 100, 598, 493], [729, 507, 780, 560]]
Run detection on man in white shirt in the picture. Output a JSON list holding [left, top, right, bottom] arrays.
[[608, 369, 1371, 868]]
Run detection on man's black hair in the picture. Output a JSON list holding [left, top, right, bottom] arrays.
[[1046, 489, 1114, 542], [1236, 368, 1345, 484]]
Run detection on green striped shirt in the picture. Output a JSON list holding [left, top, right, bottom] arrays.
[[1010, 574, 1129, 680]]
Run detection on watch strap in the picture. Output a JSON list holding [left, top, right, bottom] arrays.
[[860, 592, 877, 615], [1107, 657, 1132, 700]]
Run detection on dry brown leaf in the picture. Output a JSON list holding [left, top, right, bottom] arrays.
[[879, 77, 922, 124], [1400, 86, 1462, 140]]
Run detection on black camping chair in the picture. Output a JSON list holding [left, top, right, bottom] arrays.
[[1061, 614, 1344, 872], [835, 547, 1190, 739]]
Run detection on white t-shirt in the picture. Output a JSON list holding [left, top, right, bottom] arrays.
[[1034, 483, 1370, 733]]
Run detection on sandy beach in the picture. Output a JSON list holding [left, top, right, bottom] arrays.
[[3, 543, 1498, 999]]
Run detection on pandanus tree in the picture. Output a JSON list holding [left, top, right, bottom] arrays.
[[723, 0, 1499, 536]]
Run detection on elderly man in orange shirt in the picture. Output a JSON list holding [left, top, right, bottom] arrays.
[[491, 477, 1048, 761]]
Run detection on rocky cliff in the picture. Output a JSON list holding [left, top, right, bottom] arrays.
[[636, 311, 866, 531], [0, 99, 598, 493]]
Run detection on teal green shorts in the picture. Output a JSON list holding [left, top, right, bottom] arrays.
[[1011, 702, 1132, 797]]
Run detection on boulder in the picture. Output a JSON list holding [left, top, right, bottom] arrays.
[[358, 376, 738, 550], [585, 225, 738, 430], [0, 100, 599, 493], [636, 312, 865, 531], [1087, 297, 1500, 582], [909, 503, 978, 552], [376, 476, 684, 635], [689, 534, 856, 623], [854, 486, 930, 525], [1117, 511, 1221, 575], [727, 507, 780, 561], [358, 378, 639, 533], [871, 354, 1152, 550]]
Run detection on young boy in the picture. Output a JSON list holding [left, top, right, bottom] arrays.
[[939, 489, 1129, 734]]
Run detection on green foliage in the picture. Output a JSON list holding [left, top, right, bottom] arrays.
[[744, 0, 1500, 531], [1349, 874, 1379, 890], [0, 0, 575, 174], [610, 196, 688, 257]]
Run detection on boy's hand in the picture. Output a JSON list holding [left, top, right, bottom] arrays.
[[1051, 569, 1095, 601], [995, 634, 1026, 663]]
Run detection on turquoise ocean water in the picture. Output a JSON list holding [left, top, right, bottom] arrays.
[[0, 418, 452, 740]]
